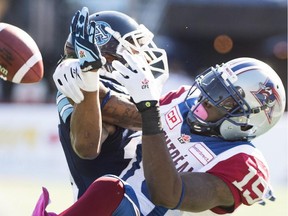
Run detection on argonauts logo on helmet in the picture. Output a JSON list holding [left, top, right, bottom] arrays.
[[94, 21, 112, 46]]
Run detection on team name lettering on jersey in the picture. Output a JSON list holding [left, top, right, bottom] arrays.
[[164, 132, 194, 172]]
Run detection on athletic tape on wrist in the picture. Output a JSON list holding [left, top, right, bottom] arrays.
[[141, 106, 163, 135], [81, 72, 99, 92]]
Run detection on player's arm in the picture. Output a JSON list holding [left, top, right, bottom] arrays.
[[71, 81, 141, 159], [54, 57, 141, 159], [62, 78, 142, 131], [112, 51, 235, 212], [65, 7, 106, 159], [142, 133, 234, 211], [70, 81, 141, 159], [70, 90, 102, 159], [56, 8, 141, 159], [99, 83, 141, 131], [63, 10, 141, 130], [63, 10, 141, 131]]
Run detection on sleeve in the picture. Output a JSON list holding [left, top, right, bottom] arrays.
[[56, 77, 128, 124], [207, 153, 271, 214], [56, 91, 74, 124], [159, 85, 190, 106]]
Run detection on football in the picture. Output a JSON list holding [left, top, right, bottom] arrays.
[[0, 23, 44, 83]]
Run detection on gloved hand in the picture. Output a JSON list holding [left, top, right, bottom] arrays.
[[112, 50, 160, 112], [53, 59, 85, 104], [70, 7, 106, 72]]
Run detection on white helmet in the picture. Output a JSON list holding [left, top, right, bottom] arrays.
[[65, 11, 168, 79], [186, 57, 286, 141]]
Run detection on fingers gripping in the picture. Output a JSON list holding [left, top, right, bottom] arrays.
[[66, 67, 84, 103], [72, 7, 105, 72], [88, 21, 96, 44], [53, 59, 84, 104], [112, 60, 133, 83], [112, 51, 160, 104], [70, 10, 80, 35]]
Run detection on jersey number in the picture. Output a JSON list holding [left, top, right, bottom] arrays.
[[232, 166, 267, 205]]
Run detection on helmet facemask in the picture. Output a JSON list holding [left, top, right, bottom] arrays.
[[185, 64, 252, 135], [104, 24, 169, 78]]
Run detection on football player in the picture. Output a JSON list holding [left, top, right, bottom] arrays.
[[52, 6, 168, 199], [33, 7, 286, 216]]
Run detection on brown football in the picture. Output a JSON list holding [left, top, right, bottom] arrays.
[[0, 23, 44, 83]]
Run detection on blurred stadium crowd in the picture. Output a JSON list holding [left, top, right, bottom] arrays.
[[0, 0, 286, 107]]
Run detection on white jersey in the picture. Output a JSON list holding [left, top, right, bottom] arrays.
[[118, 86, 273, 216]]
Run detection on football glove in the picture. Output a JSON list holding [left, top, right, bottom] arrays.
[[53, 59, 85, 104], [112, 50, 160, 112], [71, 7, 106, 72]]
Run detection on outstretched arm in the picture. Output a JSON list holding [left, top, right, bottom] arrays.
[[112, 50, 234, 212], [58, 7, 105, 159], [141, 122, 234, 211], [70, 82, 141, 159], [70, 90, 102, 159], [54, 58, 141, 159], [55, 7, 140, 159], [99, 83, 141, 131]]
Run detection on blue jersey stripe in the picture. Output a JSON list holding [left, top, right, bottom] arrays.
[[56, 91, 73, 123], [122, 144, 142, 181], [146, 207, 168, 216]]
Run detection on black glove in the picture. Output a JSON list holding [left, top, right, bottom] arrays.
[[70, 7, 106, 72]]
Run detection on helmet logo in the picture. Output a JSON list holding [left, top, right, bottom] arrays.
[[94, 21, 112, 46], [251, 79, 280, 123]]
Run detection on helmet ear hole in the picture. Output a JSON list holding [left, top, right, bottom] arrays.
[[241, 125, 253, 131]]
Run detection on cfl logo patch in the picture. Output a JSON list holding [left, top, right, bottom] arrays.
[[178, 134, 191, 144], [141, 78, 149, 89]]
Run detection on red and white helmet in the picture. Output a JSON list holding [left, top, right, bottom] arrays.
[[186, 57, 286, 141]]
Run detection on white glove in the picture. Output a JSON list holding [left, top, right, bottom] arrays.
[[53, 59, 85, 104], [112, 50, 160, 111], [54, 58, 101, 104]]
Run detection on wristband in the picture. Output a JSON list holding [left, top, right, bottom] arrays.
[[171, 180, 186, 210], [141, 106, 163, 135], [81, 71, 99, 92], [136, 100, 158, 112]]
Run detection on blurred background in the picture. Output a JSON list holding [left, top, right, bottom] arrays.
[[0, 0, 287, 215]]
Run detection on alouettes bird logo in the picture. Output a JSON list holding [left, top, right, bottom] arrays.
[[251, 78, 280, 124]]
